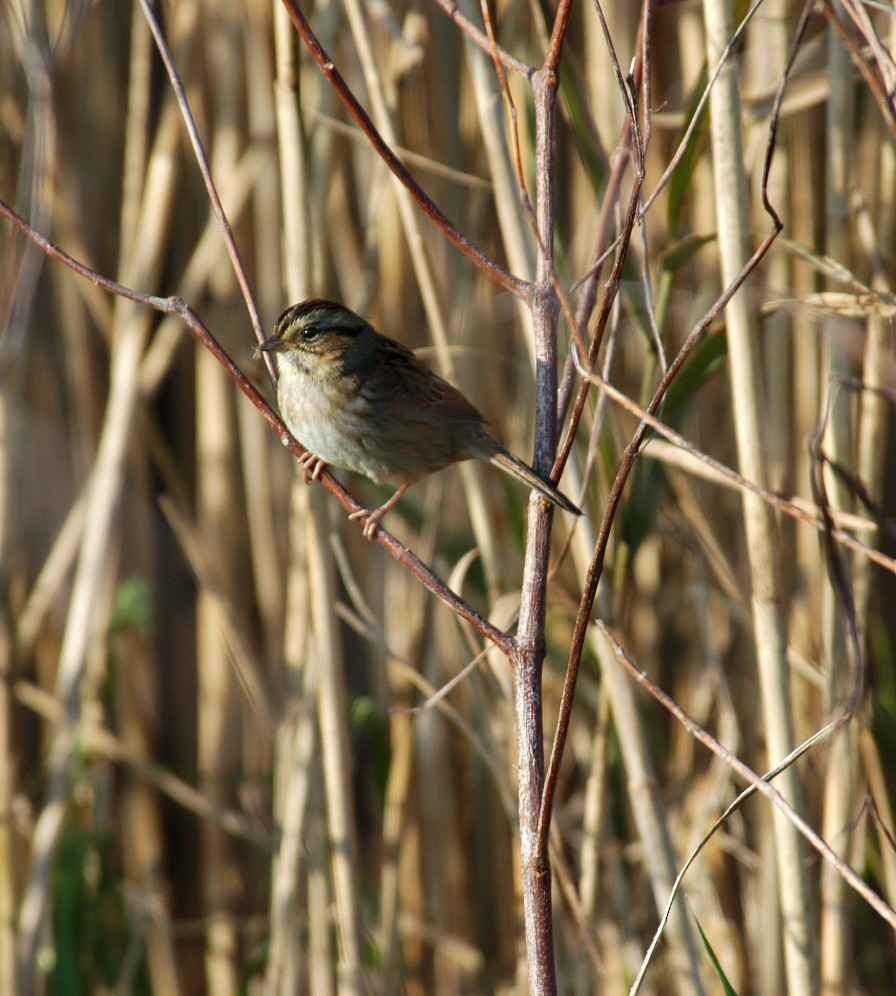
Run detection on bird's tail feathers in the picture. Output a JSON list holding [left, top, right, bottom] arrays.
[[489, 449, 582, 516]]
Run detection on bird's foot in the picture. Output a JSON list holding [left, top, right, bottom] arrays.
[[299, 451, 327, 484], [348, 506, 385, 540], [348, 483, 410, 540]]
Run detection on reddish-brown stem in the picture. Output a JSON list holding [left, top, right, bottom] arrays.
[[0, 198, 514, 657], [536, 218, 783, 867], [434, 0, 534, 78], [555, 30, 645, 431], [544, 0, 575, 74], [511, 9, 572, 976], [279, 0, 528, 299], [553, 165, 642, 479]]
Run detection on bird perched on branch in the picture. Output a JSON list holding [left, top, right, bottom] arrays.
[[261, 299, 581, 538]]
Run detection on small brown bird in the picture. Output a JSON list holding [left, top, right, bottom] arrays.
[[260, 300, 581, 538]]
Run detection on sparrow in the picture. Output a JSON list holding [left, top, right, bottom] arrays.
[[260, 299, 580, 537]]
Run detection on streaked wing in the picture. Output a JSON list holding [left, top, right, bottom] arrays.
[[363, 335, 486, 427]]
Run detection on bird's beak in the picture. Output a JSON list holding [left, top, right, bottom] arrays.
[[259, 332, 286, 353]]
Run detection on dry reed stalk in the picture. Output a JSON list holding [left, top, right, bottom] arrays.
[[17, 94, 182, 989], [5, 0, 896, 991], [0, 381, 13, 996], [2, 7, 64, 984], [819, 6, 858, 992], [703, 0, 813, 992], [306, 486, 365, 988], [593, 622, 706, 994], [264, 10, 314, 995]]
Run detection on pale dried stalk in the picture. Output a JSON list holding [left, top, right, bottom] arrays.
[[264, 8, 316, 994], [748, 0, 793, 496], [702, 0, 813, 992], [240, 0, 286, 669], [848, 84, 896, 936], [112, 25, 171, 950], [265, 675, 319, 996], [196, 8, 256, 986], [3, 8, 58, 982], [269, 4, 363, 988], [596, 629, 707, 995], [196, 307, 242, 995], [265, 475, 316, 996], [306, 486, 365, 990], [17, 101, 182, 991], [0, 360, 13, 996], [819, 6, 856, 992], [376, 707, 414, 984]]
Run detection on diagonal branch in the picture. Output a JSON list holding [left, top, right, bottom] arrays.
[[536, 216, 783, 866], [280, 0, 527, 298], [433, 0, 534, 77], [0, 198, 515, 656], [599, 624, 895, 933]]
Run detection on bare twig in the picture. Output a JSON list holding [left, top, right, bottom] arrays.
[[598, 624, 895, 932], [537, 216, 782, 867], [591, 376, 896, 573], [280, 0, 527, 298], [137, 0, 268, 366], [432, 0, 534, 77], [639, 0, 770, 218], [0, 199, 515, 655]]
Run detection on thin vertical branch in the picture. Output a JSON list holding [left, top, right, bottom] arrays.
[[512, 57, 561, 996]]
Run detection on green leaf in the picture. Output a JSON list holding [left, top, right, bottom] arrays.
[[693, 910, 739, 995], [661, 233, 718, 275], [667, 64, 710, 236], [109, 575, 155, 638], [662, 327, 728, 421]]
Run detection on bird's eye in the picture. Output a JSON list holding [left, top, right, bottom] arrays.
[[302, 327, 321, 341]]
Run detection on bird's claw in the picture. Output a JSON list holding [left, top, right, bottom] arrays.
[[299, 451, 326, 484], [348, 507, 384, 540]]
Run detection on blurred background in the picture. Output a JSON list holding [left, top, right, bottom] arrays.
[[2, 0, 895, 992]]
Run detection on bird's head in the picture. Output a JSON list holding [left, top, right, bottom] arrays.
[[260, 300, 371, 369]]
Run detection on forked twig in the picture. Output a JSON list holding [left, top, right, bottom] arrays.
[[433, 0, 534, 78], [535, 0, 806, 870], [536, 215, 783, 866]]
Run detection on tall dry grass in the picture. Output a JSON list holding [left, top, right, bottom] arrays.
[[2, 0, 896, 993]]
